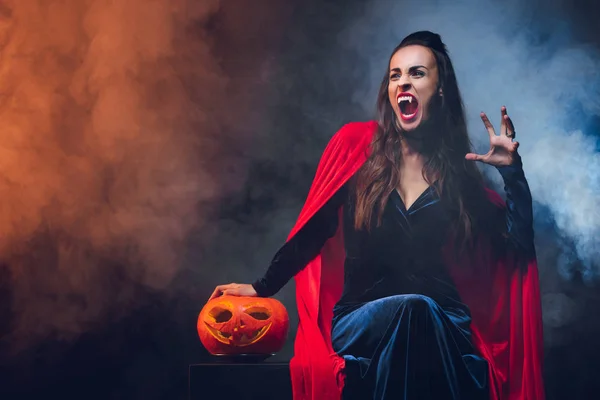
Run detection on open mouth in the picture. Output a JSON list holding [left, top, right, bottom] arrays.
[[397, 93, 419, 121], [204, 322, 272, 346]]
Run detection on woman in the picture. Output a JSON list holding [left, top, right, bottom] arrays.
[[209, 31, 544, 400]]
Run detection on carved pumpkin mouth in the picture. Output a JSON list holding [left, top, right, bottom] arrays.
[[204, 322, 272, 346]]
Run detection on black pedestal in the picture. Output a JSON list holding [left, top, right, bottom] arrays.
[[189, 361, 292, 400]]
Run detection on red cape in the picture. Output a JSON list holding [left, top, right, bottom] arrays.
[[286, 121, 545, 400]]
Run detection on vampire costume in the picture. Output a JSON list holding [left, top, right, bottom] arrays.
[[252, 121, 545, 400]]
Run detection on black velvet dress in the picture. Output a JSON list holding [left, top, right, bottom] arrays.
[[252, 158, 535, 400]]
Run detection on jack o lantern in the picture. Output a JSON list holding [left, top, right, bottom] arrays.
[[198, 295, 289, 355]]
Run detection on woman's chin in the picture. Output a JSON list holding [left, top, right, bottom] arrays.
[[398, 114, 422, 132]]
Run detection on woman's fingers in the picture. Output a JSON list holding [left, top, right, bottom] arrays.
[[223, 284, 258, 297], [465, 152, 484, 162], [482, 108, 516, 140], [500, 106, 507, 135], [208, 286, 222, 301], [208, 283, 257, 301], [208, 284, 233, 301], [504, 114, 516, 139], [480, 112, 496, 139]]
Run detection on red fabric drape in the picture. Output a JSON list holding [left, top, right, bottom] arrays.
[[287, 121, 545, 400]]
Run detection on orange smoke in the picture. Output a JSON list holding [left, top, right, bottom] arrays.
[[0, 0, 285, 350]]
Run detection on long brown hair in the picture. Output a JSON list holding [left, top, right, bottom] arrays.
[[354, 31, 498, 254]]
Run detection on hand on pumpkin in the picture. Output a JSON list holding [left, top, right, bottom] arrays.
[[208, 283, 257, 301]]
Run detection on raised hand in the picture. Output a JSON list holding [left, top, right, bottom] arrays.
[[208, 283, 258, 301], [465, 106, 520, 167]]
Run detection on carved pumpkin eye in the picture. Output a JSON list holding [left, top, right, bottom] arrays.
[[208, 307, 233, 323], [245, 307, 271, 320]]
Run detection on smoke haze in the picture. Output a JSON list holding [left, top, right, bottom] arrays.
[[0, 0, 599, 398], [0, 0, 288, 353]]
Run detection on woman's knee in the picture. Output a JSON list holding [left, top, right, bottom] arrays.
[[392, 294, 438, 312]]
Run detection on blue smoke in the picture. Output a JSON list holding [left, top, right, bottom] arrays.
[[338, 0, 600, 283]]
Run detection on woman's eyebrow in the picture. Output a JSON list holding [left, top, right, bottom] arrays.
[[389, 65, 428, 73]]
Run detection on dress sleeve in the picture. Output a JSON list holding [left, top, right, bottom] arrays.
[[251, 185, 348, 297], [496, 154, 536, 258]]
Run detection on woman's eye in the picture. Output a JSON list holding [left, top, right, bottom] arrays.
[[412, 71, 425, 77], [390, 73, 400, 80]]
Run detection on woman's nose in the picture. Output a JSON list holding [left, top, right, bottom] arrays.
[[397, 75, 411, 89], [399, 81, 411, 91]]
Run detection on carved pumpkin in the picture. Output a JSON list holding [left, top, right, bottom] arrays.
[[198, 295, 289, 355]]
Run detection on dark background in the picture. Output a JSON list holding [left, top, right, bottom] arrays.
[[1, 0, 599, 399]]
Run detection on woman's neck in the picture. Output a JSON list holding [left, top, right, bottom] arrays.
[[399, 137, 427, 172]]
